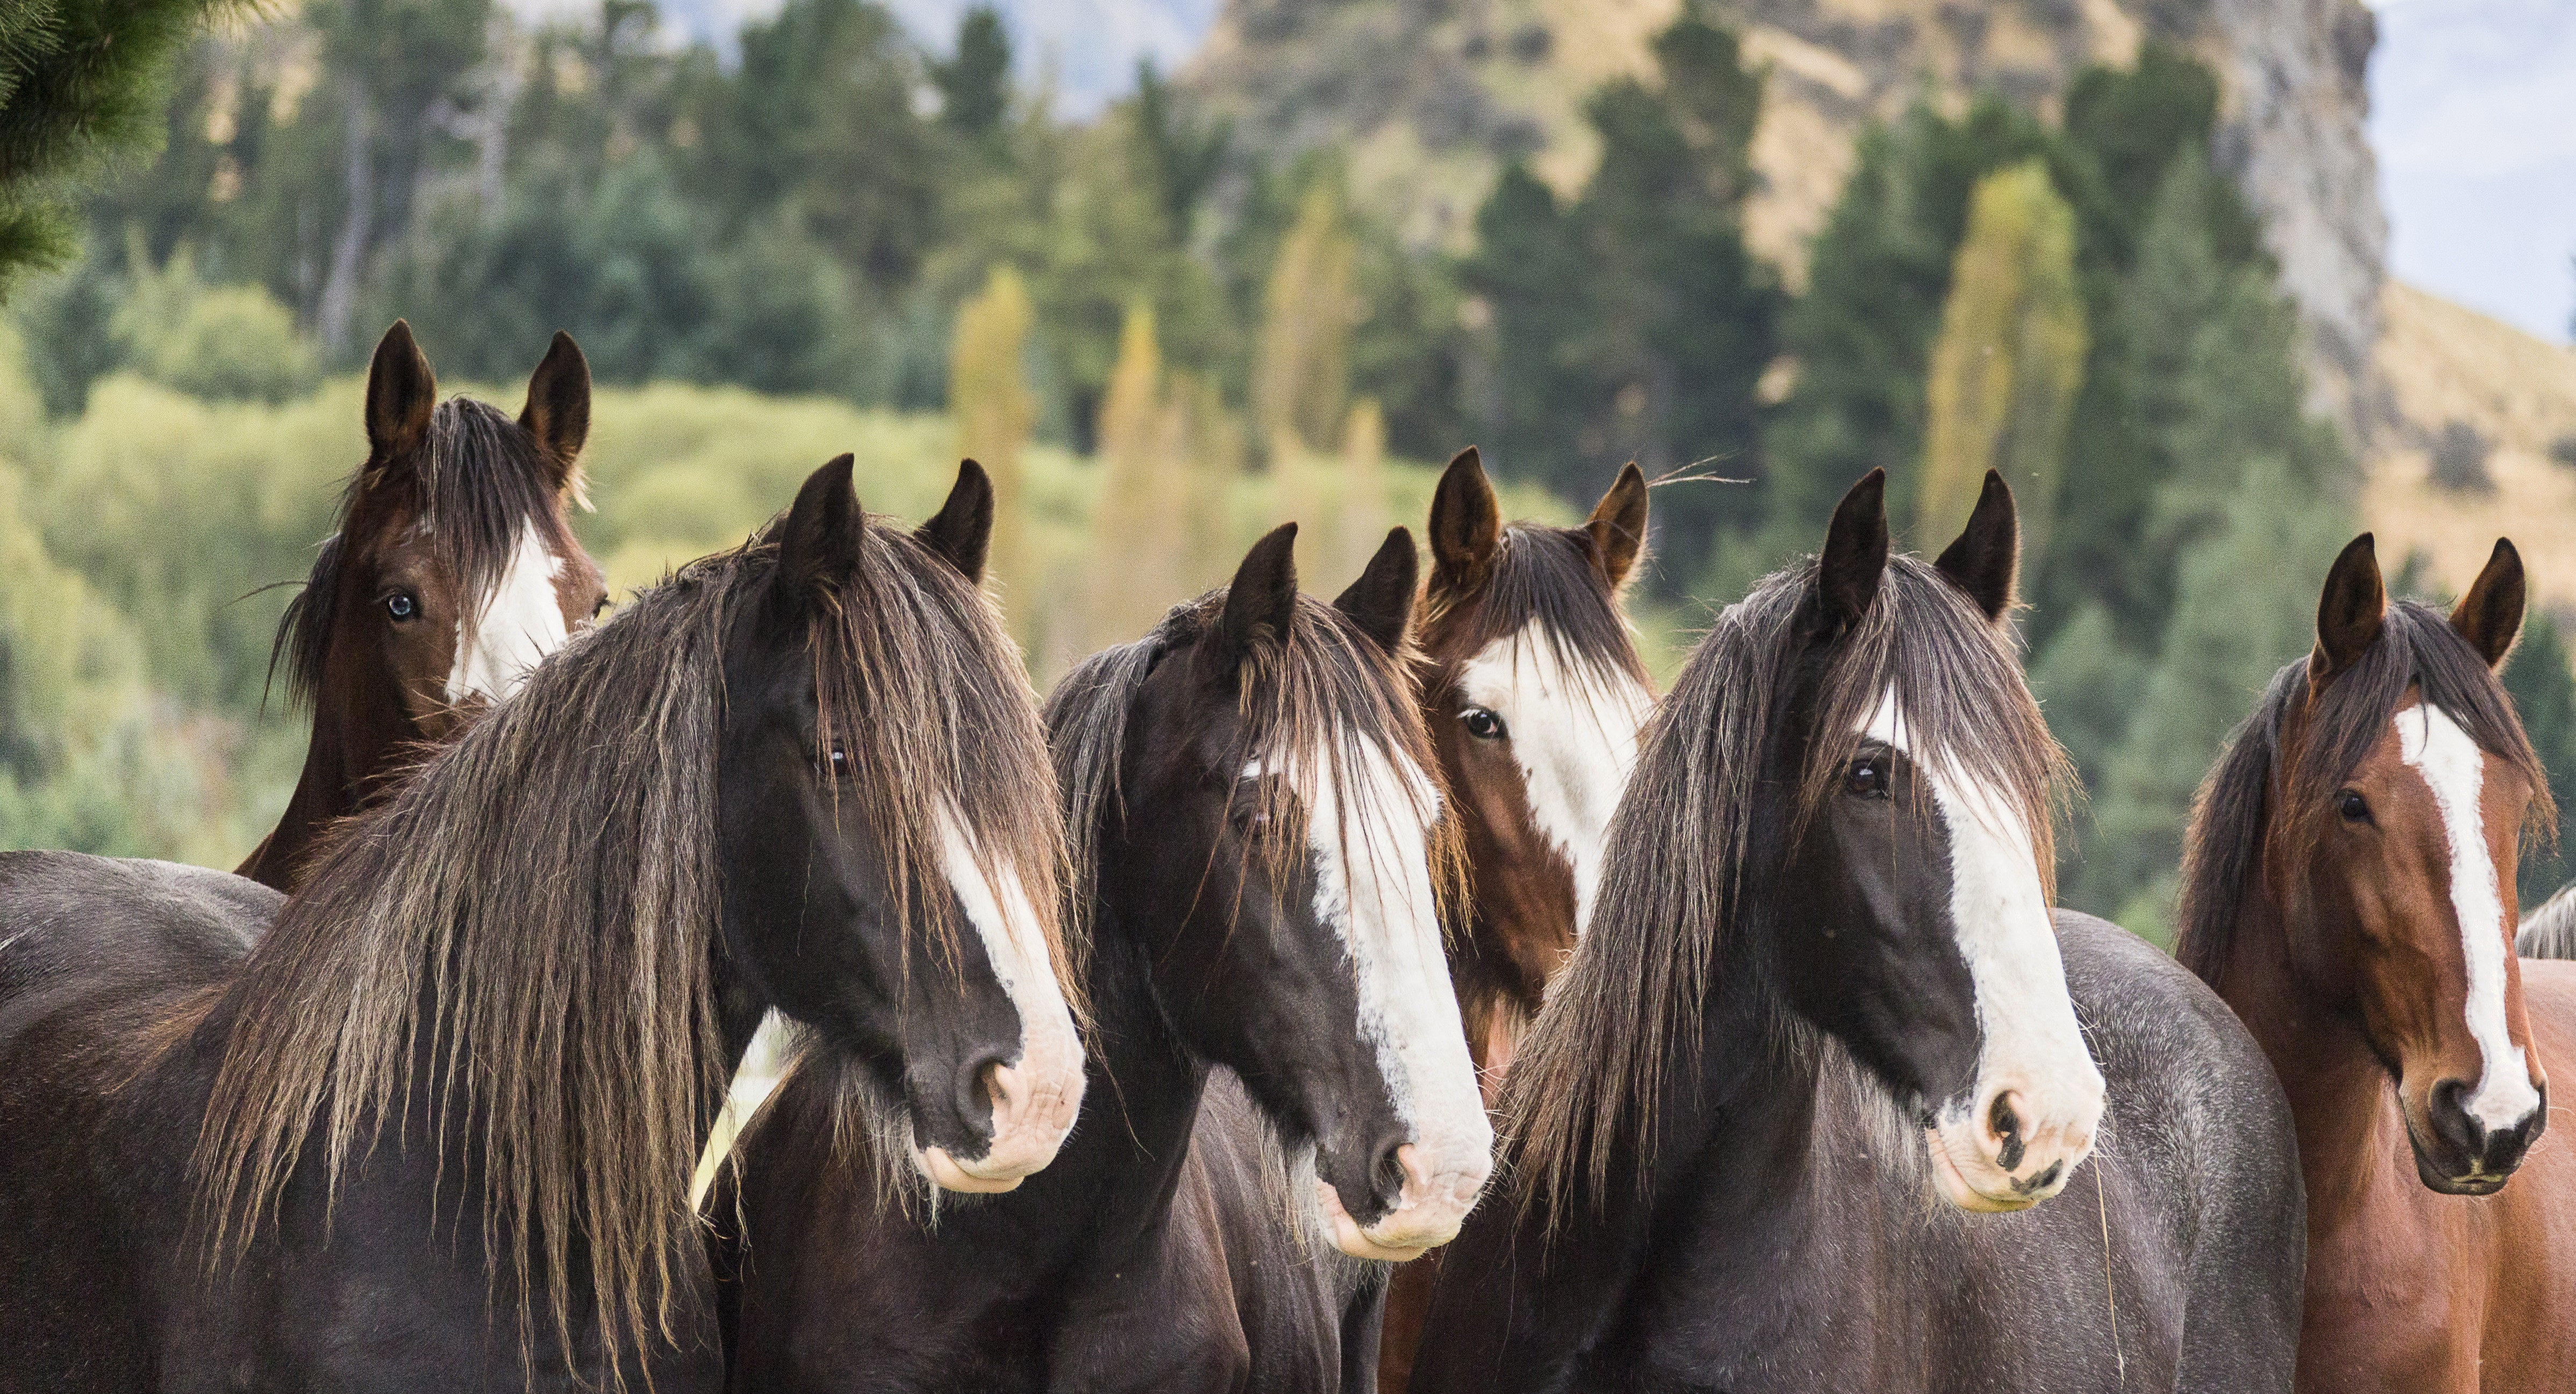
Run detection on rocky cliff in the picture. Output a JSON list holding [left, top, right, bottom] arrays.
[[1182, 0, 2388, 434]]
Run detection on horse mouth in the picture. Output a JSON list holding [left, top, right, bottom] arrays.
[[1923, 1126, 2047, 1214]]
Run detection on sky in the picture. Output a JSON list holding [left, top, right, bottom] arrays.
[[2368, 0, 2576, 343], [493, 0, 2576, 346]]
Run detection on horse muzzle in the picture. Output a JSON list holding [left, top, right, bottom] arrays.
[[1316, 1140, 1493, 1261], [1925, 1079, 2100, 1214], [2408, 1075, 2546, 1196], [918, 1056, 1086, 1194]]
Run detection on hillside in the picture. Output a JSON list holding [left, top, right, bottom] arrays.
[[1182, 0, 2386, 432], [2362, 283, 2576, 625]]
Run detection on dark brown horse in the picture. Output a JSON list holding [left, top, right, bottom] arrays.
[[0, 457, 1083, 1390], [1381, 447, 1654, 1392], [2176, 533, 2576, 1392], [1411, 471, 2304, 1393], [236, 320, 607, 891], [711, 524, 1488, 1392]]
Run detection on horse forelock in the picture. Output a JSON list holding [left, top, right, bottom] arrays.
[[1502, 553, 2066, 1234], [1420, 523, 1647, 698], [2176, 601, 2556, 986], [197, 512, 1059, 1386]]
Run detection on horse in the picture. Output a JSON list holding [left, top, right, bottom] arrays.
[[1379, 447, 1654, 1392], [2174, 533, 2576, 1392], [711, 522, 1491, 1393], [2515, 878, 2576, 958], [236, 319, 609, 892], [0, 456, 1085, 1391], [1409, 469, 2305, 1394]]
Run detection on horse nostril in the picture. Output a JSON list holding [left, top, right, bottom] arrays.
[[2428, 1078, 2485, 1153], [1987, 1092, 2027, 1173], [956, 1052, 1011, 1138], [1372, 1137, 1411, 1207]]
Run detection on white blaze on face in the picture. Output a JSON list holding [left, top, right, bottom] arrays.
[[918, 800, 1085, 1191], [1455, 622, 1654, 933], [445, 523, 571, 704], [1259, 742, 1493, 1258], [2398, 702, 2540, 1135], [1866, 690, 2103, 1212]]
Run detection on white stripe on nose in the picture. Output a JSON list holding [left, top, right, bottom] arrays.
[[446, 523, 570, 703], [2398, 703, 2539, 1134]]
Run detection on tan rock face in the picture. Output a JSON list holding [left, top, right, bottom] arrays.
[[1181, 0, 2387, 438]]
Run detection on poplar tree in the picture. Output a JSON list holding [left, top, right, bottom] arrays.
[[950, 265, 1037, 632]]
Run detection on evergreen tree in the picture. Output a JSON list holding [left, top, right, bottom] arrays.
[[0, 0, 243, 292], [2506, 615, 2576, 905], [932, 8, 1011, 140]]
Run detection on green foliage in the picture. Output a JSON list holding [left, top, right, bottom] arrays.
[[0, 0, 243, 292], [1462, 0, 1778, 592], [1916, 162, 2086, 564], [113, 249, 318, 403], [932, 8, 1012, 139], [2506, 616, 2576, 905]]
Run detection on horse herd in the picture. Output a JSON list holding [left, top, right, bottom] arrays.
[[1, 321, 2572, 1393]]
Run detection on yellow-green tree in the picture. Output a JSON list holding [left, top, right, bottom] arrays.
[[1916, 161, 2086, 566], [1087, 302, 1189, 649], [1253, 183, 1355, 459], [950, 265, 1038, 634], [1327, 398, 1390, 583]]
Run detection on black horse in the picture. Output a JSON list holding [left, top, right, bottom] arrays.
[[0, 457, 1084, 1391], [712, 523, 1491, 1392], [1408, 471, 2306, 1393]]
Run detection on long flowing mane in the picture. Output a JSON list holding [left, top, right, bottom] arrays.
[[1044, 589, 1461, 937], [2174, 601, 2555, 985], [197, 511, 1065, 1376], [1419, 522, 1649, 694], [269, 397, 578, 709], [2520, 879, 2576, 958], [1502, 554, 2065, 1230]]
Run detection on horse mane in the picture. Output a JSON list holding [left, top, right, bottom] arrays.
[[1420, 522, 1649, 694], [1502, 554, 2066, 1231], [2175, 601, 2557, 985], [268, 396, 571, 710], [2519, 879, 2576, 959], [1044, 587, 1461, 944], [197, 511, 1068, 1381]]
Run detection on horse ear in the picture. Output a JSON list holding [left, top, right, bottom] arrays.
[[364, 320, 437, 467], [2309, 533, 2386, 690], [775, 454, 865, 616], [1811, 470, 1889, 639], [1336, 527, 1419, 654], [518, 330, 591, 505], [1585, 461, 1648, 592], [917, 459, 995, 584], [1219, 524, 1300, 663], [1427, 447, 1502, 598], [2450, 538, 2526, 671], [1933, 469, 2018, 624]]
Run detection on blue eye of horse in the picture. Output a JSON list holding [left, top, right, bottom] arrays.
[[1845, 757, 1888, 798], [385, 593, 418, 622], [2337, 789, 2370, 823], [1461, 707, 1507, 741]]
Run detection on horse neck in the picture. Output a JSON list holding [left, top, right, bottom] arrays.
[[2211, 842, 2398, 1215], [243, 669, 414, 892]]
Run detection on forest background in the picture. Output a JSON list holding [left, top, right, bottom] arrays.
[[3, 0, 2572, 942]]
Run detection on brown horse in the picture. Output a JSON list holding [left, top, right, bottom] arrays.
[[2176, 533, 2576, 1392], [236, 320, 607, 891], [1378, 447, 1654, 1392]]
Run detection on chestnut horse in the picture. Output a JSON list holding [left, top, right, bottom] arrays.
[[236, 320, 607, 891], [2177, 533, 2576, 1392], [1380, 447, 1654, 1391]]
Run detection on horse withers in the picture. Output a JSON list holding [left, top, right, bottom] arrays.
[[237, 320, 608, 891], [1381, 447, 1655, 1393], [0, 457, 1082, 1391], [713, 524, 1489, 1393], [1410, 470, 2304, 1393], [2177, 533, 2576, 1392]]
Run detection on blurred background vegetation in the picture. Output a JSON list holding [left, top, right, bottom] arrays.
[[2, 0, 2571, 943]]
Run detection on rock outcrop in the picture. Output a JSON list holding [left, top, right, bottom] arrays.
[[1182, 0, 2388, 436]]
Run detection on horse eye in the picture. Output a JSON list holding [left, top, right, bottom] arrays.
[[1461, 707, 1507, 741], [590, 595, 610, 620], [385, 592, 419, 622], [2337, 789, 2370, 823], [1845, 757, 1888, 798], [826, 742, 851, 777]]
